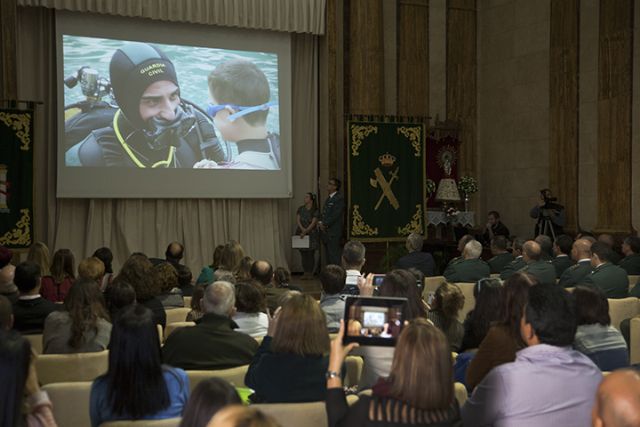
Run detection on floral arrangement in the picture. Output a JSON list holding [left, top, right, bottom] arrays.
[[458, 176, 478, 195], [446, 206, 459, 218], [425, 179, 436, 197]]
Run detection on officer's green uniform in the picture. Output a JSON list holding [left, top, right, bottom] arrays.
[[500, 256, 526, 280], [583, 263, 629, 299], [619, 253, 640, 275], [488, 252, 514, 274], [444, 258, 490, 283], [552, 255, 574, 278], [558, 260, 592, 288], [519, 260, 557, 286]]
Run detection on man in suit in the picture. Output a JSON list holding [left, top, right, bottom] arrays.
[[620, 236, 640, 275], [444, 240, 490, 283], [598, 234, 622, 265], [519, 240, 556, 286], [12, 261, 58, 333], [535, 234, 554, 261], [552, 234, 575, 278], [559, 238, 593, 288], [488, 235, 514, 274], [583, 242, 629, 299], [500, 238, 526, 280], [395, 232, 436, 277], [319, 178, 345, 266], [163, 281, 258, 370]]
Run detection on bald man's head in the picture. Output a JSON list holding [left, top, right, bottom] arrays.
[[571, 238, 592, 261], [522, 241, 541, 262], [250, 260, 273, 286], [593, 370, 640, 427]]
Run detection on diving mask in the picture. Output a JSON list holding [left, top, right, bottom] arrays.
[[144, 103, 197, 151]]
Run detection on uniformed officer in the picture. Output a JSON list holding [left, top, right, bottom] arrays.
[[559, 238, 593, 288], [620, 236, 640, 275], [583, 242, 629, 299], [500, 238, 526, 280], [518, 240, 556, 286], [445, 234, 475, 269], [488, 235, 514, 274], [552, 234, 575, 278], [444, 240, 490, 283]]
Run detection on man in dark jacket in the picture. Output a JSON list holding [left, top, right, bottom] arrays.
[[395, 232, 436, 277], [12, 261, 58, 333]]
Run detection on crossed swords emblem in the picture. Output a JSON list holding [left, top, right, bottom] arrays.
[[370, 167, 400, 210]]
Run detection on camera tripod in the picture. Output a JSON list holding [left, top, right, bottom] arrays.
[[539, 216, 557, 240]]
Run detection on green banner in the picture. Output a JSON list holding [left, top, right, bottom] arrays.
[[347, 119, 425, 242], [0, 109, 34, 249]]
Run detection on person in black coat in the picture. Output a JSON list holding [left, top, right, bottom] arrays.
[[395, 233, 436, 277]]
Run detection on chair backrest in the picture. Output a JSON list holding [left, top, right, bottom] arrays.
[[157, 324, 163, 345], [629, 275, 640, 289], [344, 355, 363, 388], [183, 296, 192, 308], [454, 282, 476, 322], [489, 273, 500, 279], [608, 298, 640, 331], [422, 276, 446, 299], [101, 418, 182, 427], [454, 382, 468, 406], [23, 334, 43, 355], [165, 307, 191, 325], [42, 381, 92, 427], [36, 350, 109, 385], [164, 321, 196, 341], [630, 317, 640, 365], [186, 365, 249, 392], [252, 396, 358, 427]]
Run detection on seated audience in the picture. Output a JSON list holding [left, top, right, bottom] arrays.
[[427, 282, 464, 351], [559, 238, 593, 287], [186, 284, 205, 322], [213, 268, 237, 284], [327, 318, 461, 426], [40, 248, 76, 303], [245, 294, 331, 403], [499, 238, 525, 280], [620, 235, 640, 275], [341, 240, 366, 294], [219, 240, 245, 272], [117, 254, 166, 328], [395, 232, 436, 277], [251, 260, 285, 312], [319, 264, 346, 333], [0, 294, 12, 330], [209, 406, 281, 427], [0, 246, 17, 303], [27, 241, 51, 276], [460, 278, 502, 352], [598, 233, 622, 265], [534, 234, 553, 261], [12, 261, 58, 333], [462, 284, 601, 426], [165, 241, 186, 268], [482, 210, 510, 246], [592, 370, 640, 427], [446, 234, 475, 268], [78, 256, 105, 284], [487, 236, 513, 274], [179, 378, 241, 427], [163, 281, 258, 370], [443, 240, 490, 283], [573, 286, 628, 370], [273, 266, 301, 291], [155, 262, 184, 308], [466, 272, 536, 390], [197, 244, 225, 285], [584, 242, 629, 298], [105, 279, 136, 320], [236, 256, 254, 281], [0, 329, 57, 427], [551, 234, 575, 278], [177, 265, 195, 297], [43, 278, 111, 354], [233, 281, 268, 338], [92, 247, 114, 291], [519, 240, 556, 285], [90, 305, 189, 426]]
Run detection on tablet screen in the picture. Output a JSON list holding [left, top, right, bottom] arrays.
[[343, 296, 407, 346]]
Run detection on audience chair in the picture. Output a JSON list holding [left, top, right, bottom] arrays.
[[454, 282, 476, 322], [565, 287, 575, 293], [252, 395, 358, 427], [164, 321, 195, 341], [454, 382, 468, 406], [42, 381, 92, 427], [186, 364, 249, 392], [608, 297, 640, 331], [630, 317, 640, 365], [254, 335, 264, 345], [101, 418, 182, 427], [157, 324, 163, 344], [165, 307, 191, 324], [629, 275, 640, 290], [23, 334, 44, 354], [422, 276, 446, 299], [183, 296, 192, 307], [489, 273, 500, 279], [36, 350, 109, 385], [344, 355, 363, 388]]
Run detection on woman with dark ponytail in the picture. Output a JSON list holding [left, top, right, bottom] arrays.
[[296, 192, 320, 278]]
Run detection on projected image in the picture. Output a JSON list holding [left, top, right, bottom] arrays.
[[62, 36, 280, 170]]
